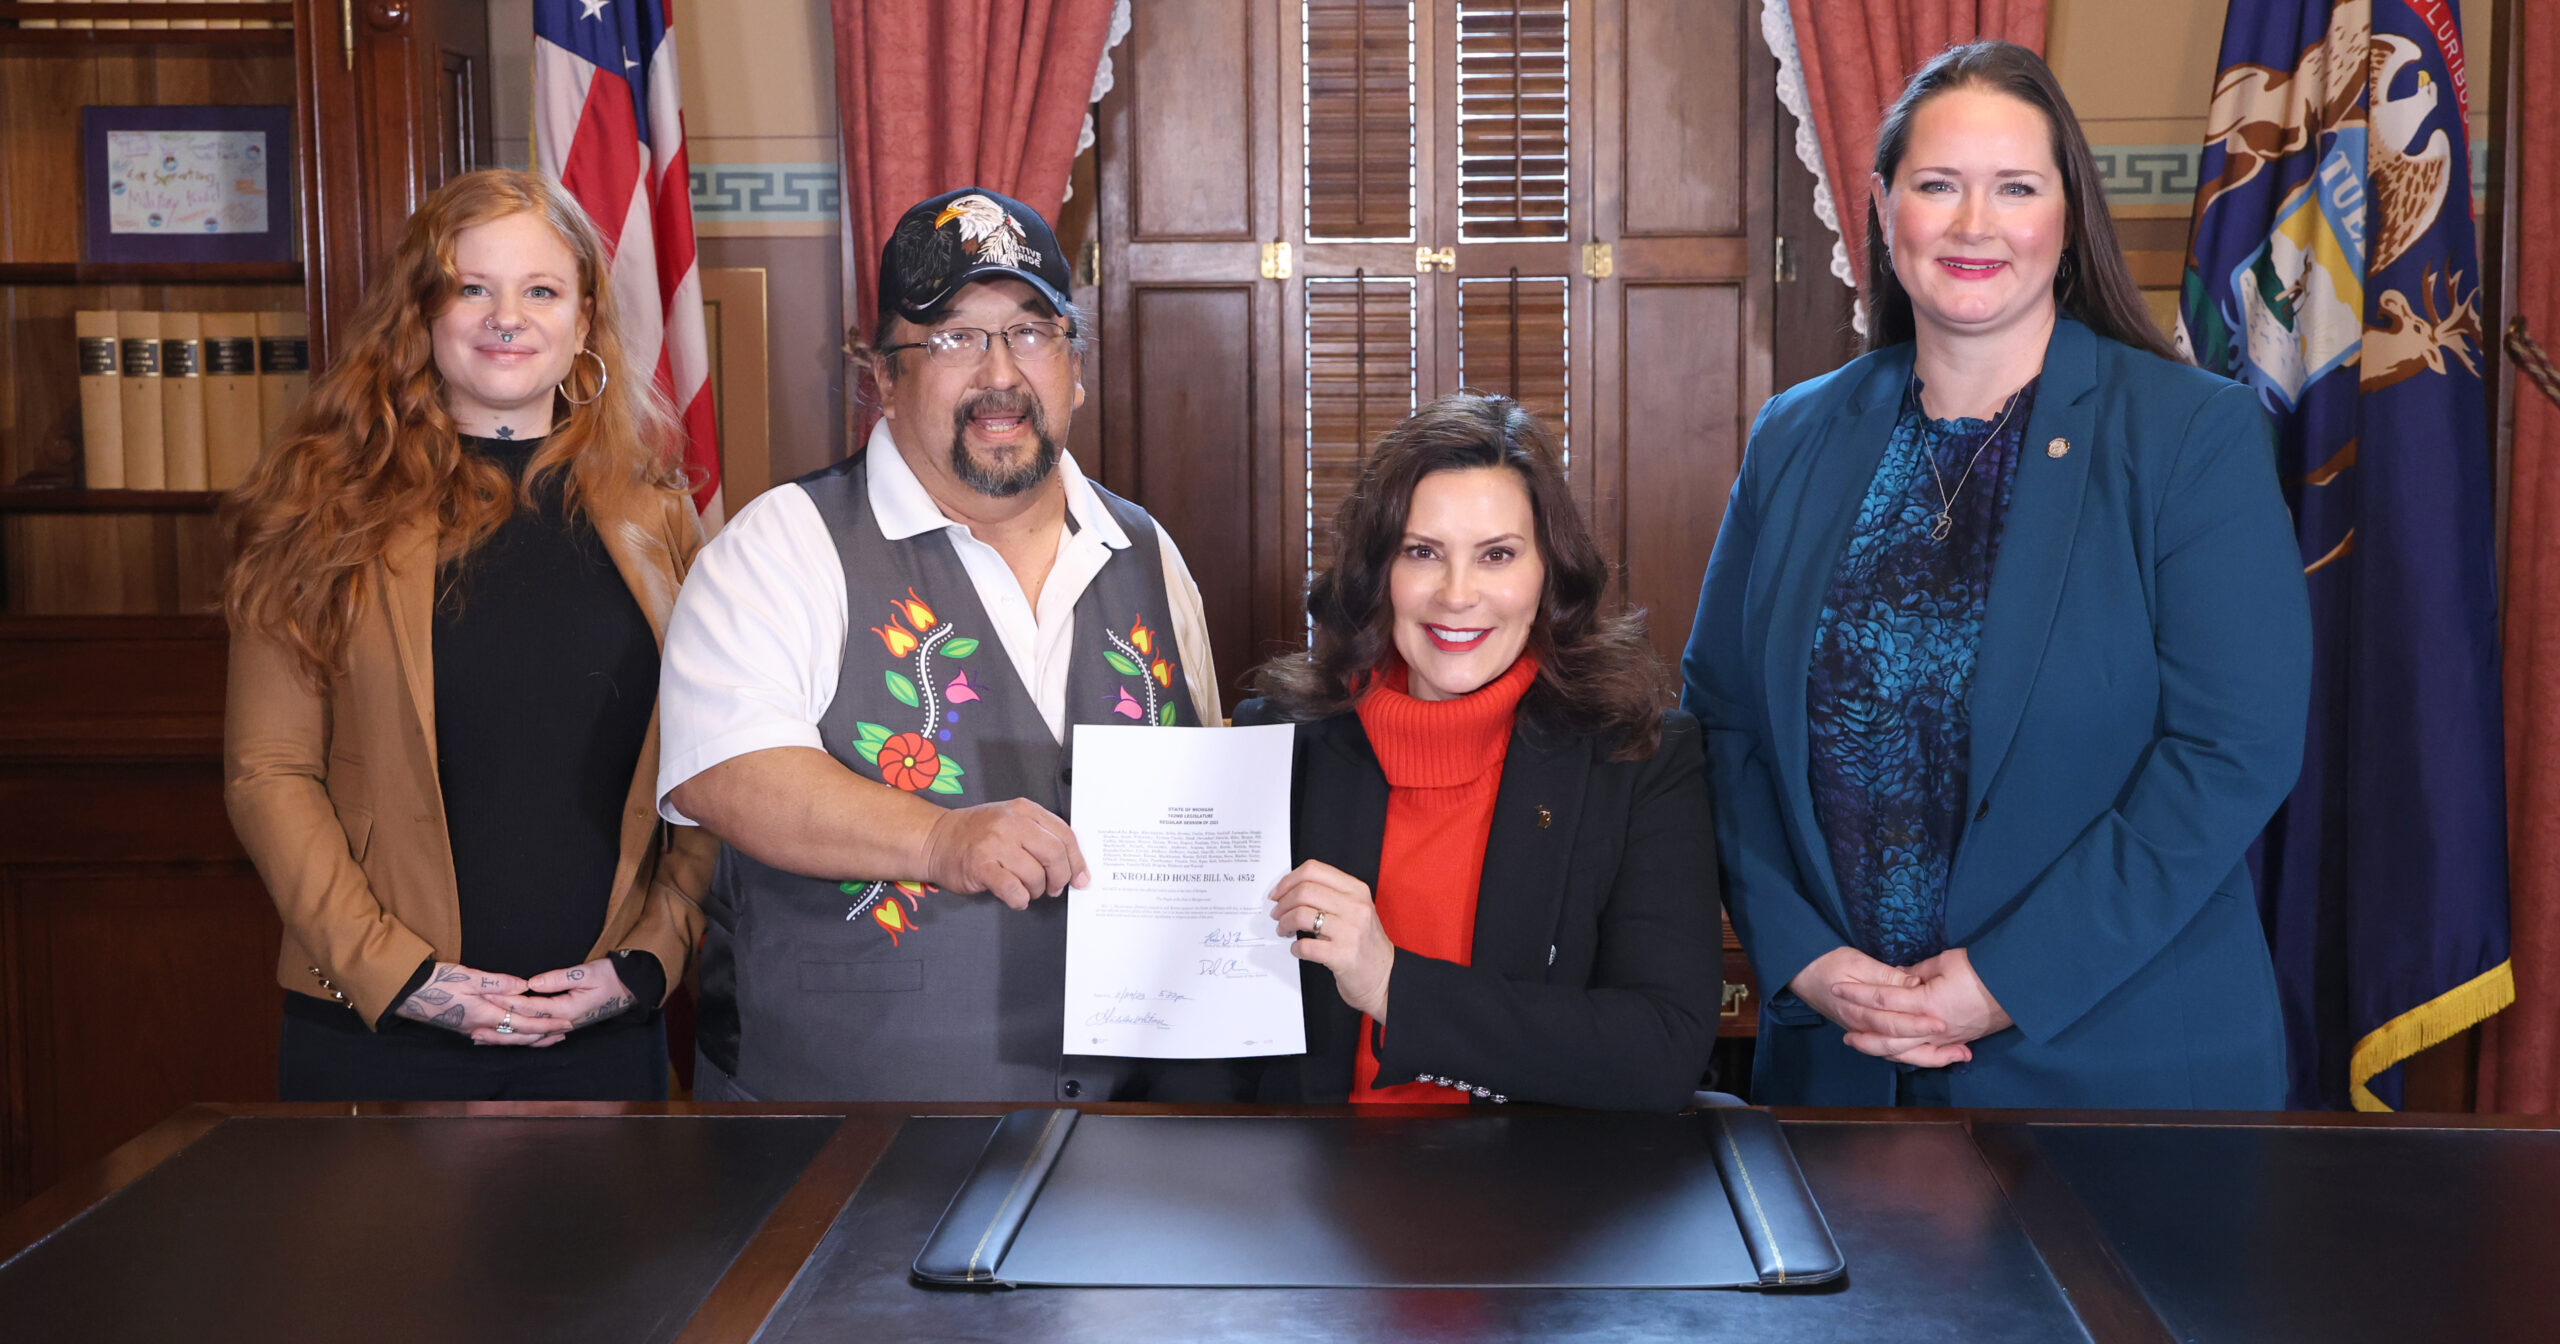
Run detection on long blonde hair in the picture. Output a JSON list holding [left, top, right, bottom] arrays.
[[223, 169, 687, 685]]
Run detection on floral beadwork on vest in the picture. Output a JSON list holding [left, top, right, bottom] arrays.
[[1102, 614, 1179, 725], [837, 586, 987, 944]]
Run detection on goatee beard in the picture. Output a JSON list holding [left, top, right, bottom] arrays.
[[949, 389, 1058, 499]]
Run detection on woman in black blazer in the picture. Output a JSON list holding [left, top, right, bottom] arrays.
[[1220, 393, 1720, 1112]]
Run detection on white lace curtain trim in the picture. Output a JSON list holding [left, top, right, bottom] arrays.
[[1064, 0, 1133, 203], [1757, 0, 1864, 332]]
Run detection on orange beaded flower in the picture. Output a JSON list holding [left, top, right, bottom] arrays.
[[878, 732, 941, 792]]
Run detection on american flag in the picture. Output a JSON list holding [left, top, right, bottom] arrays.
[[533, 0, 723, 529]]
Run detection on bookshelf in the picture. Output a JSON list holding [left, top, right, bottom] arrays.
[[0, 3, 296, 45], [0, 5, 303, 613], [0, 0, 498, 1215]]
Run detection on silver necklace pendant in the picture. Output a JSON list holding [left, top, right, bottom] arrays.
[[1921, 383, 2026, 541]]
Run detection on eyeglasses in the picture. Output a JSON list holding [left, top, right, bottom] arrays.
[[878, 321, 1071, 367]]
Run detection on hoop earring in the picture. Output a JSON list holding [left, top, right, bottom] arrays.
[[558, 349, 608, 406]]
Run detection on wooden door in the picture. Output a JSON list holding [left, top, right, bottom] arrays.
[[1098, 0, 1776, 701], [296, 0, 493, 363]]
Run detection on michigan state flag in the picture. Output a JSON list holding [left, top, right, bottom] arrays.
[[2179, 0, 2509, 1110]]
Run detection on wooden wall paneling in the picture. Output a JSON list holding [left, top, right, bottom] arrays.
[[1619, 0, 1741, 240], [1098, 0, 1285, 706], [425, 0, 494, 179], [1131, 285, 1262, 707], [700, 267, 772, 511], [1771, 91, 1859, 393], [0, 50, 89, 263], [1, 867, 279, 1206], [1618, 281, 1741, 664], [1585, 0, 1766, 667], [1124, 0, 1259, 242], [296, 0, 366, 358], [0, 618, 252, 1211]]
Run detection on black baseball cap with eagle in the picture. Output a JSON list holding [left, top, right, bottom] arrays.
[[879, 186, 1074, 327]]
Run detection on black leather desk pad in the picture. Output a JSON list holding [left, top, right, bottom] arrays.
[[2030, 1123, 2560, 1344], [0, 1114, 838, 1344], [762, 1116, 2090, 1342], [1001, 1112, 1759, 1287]]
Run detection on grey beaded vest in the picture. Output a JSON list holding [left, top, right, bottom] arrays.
[[696, 451, 1203, 1101]]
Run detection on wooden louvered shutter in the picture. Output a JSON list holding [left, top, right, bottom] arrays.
[[1455, 0, 1568, 241], [1457, 275, 1568, 455], [1098, 0, 1782, 693], [1306, 279, 1420, 562], [1305, 0, 1416, 241]]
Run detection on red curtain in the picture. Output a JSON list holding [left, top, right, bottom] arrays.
[[832, 0, 1119, 345], [2485, 3, 2560, 1114], [1784, 0, 2048, 292]]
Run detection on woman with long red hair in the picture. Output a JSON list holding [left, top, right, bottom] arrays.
[[223, 169, 714, 1100]]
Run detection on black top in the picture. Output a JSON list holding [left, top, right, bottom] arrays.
[[291, 435, 665, 1037], [433, 434, 661, 985]]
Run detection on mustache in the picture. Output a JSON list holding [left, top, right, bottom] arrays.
[[947, 388, 1058, 499], [956, 388, 1040, 425]]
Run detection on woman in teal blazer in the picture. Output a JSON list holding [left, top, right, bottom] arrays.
[[1682, 43, 2309, 1108]]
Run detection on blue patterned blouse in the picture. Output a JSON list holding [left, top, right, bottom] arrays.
[[1806, 375, 2039, 967]]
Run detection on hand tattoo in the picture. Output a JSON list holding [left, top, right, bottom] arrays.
[[435, 968, 471, 985], [567, 968, 586, 981], [411, 987, 453, 1007], [429, 1004, 466, 1030], [573, 994, 636, 1028]]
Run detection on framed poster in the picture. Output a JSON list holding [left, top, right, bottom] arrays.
[[82, 105, 295, 265]]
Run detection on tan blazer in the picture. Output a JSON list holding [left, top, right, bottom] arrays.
[[224, 490, 717, 1028]]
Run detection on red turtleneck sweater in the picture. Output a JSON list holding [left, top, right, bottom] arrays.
[[1347, 653, 1539, 1103]]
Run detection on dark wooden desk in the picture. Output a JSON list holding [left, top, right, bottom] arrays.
[[3, 1102, 2556, 1344]]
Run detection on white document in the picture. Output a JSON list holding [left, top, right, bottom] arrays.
[[1064, 723, 1306, 1059]]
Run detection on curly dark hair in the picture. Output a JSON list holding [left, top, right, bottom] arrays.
[[1250, 392, 1670, 759]]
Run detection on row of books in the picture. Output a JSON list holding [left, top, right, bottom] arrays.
[[16, 1, 282, 29], [77, 310, 308, 492]]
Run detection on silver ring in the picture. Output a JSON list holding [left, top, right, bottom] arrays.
[[496, 1012, 514, 1035], [1311, 911, 1327, 937]]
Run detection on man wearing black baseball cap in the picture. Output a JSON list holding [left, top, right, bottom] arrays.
[[655, 187, 1223, 1102]]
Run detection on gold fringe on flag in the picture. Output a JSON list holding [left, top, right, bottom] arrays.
[[2347, 960, 2516, 1111]]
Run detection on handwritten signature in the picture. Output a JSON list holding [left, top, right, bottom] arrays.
[[1084, 1005, 1175, 1029], [1201, 928, 1272, 948], [1197, 958, 1269, 980]]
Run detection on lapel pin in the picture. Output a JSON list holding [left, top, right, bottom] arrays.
[[2047, 437, 2070, 459], [1535, 805, 1553, 829]]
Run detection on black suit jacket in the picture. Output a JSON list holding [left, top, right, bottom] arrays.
[[1207, 699, 1721, 1111]]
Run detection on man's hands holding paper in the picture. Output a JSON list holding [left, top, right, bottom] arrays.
[[1270, 860, 1397, 1023], [1794, 944, 2013, 1068], [922, 797, 1091, 909]]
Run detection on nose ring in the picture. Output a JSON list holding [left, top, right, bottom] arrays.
[[483, 317, 520, 343]]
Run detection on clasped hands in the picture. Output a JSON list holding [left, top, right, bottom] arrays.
[[1789, 944, 2012, 1067], [393, 957, 639, 1046]]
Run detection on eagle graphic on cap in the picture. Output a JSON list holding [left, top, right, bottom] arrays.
[[935, 193, 1041, 270]]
